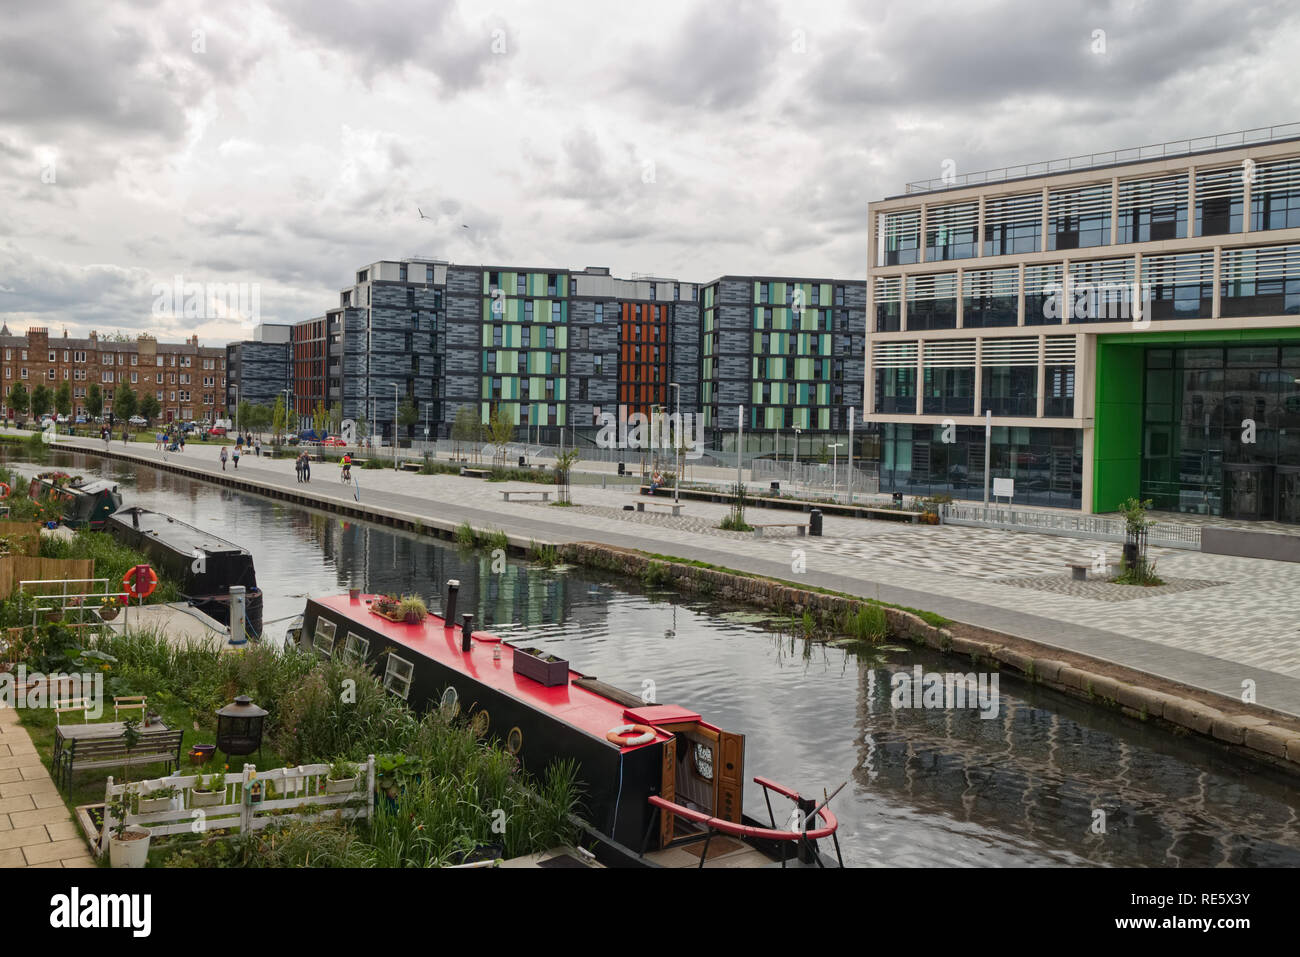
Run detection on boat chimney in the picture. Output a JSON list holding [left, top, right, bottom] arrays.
[[460, 613, 473, 652], [443, 579, 460, 626], [131, 509, 140, 529]]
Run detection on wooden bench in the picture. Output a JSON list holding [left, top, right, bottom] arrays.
[[862, 507, 923, 524], [751, 523, 808, 538], [636, 501, 683, 517], [1065, 562, 1091, 582], [460, 467, 492, 479], [501, 489, 551, 502], [54, 728, 184, 791]]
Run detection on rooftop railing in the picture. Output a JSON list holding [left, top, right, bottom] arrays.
[[901, 122, 1300, 195]]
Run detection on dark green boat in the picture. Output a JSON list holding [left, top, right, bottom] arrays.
[[27, 472, 123, 530]]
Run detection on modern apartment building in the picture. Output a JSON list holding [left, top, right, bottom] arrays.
[[295, 259, 863, 451], [0, 326, 226, 423], [226, 323, 292, 412], [864, 125, 1300, 521]]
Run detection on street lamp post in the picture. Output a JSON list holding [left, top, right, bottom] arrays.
[[828, 442, 844, 502], [792, 427, 802, 490], [669, 382, 681, 506], [393, 384, 399, 471], [422, 401, 432, 454], [232, 385, 239, 441], [279, 387, 293, 444]]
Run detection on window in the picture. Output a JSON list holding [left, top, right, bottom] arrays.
[[2, 350, 8, 360], [343, 632, 370, 665], [131, 355, 138, 366], [384, 654, 414, 699], [131, 373, 138, 383], [311, 618, 337, 657], [48, 351, 55, 362], [594, 354, 603, 373], [47, 369, 54, 381], [551, 301, 561, 321], [594, 303, 603, 323], [517, 274, 526, 295]]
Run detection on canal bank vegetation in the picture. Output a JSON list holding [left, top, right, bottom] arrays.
[[14, 629, 584, 867]]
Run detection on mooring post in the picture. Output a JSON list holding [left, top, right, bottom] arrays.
[[443, 579, 459, 626]]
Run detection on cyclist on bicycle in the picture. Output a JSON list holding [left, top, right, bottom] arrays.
[[341, 452, 352, 483]]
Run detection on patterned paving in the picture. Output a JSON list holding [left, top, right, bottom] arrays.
[[991, 574, 1230, 602]]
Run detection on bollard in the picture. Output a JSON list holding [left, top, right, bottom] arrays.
[[461, 613, 474, 652], [228, 585, 247, 645], [809, 508, 823, 537], [443, 579, 460, 626]]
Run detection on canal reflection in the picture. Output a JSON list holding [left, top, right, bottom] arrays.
[[9, 448, 1300, 867]]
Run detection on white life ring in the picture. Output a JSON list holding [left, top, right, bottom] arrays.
[[606, 724, 655, 747]]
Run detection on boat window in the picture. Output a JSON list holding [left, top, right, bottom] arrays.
[[312, 618, 336, 657], [384, 654, 414, 700], [693, 742, 714, 782], [343, 632, 369, 665], [506, 727, 523, 754], [438, 686, 460, 721]]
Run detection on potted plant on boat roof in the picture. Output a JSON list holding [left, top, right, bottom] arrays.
[[326, 758, 360, 794], [512, 645, 570, 687], [191, 769, 227, 807], [370, 593, 403, 622], [106, 787, 151, 868], [397, 595, 427, 624]]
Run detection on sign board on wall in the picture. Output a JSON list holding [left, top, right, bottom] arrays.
[[993, 477, 1015, 499]]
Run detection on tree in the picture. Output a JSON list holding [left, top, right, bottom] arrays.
[[138, 392, 161, 424], [55, 382, 72, 419], [246, 403, 272, 436], [398, 399, 419, 435], [451, 405, 479, 461], [313, 400, 327, 435], [271, 395, 287, 443], [86, 384, 103, 420], [29, 384, 51, 419], [329, 402, 343, 436], [6, 382, 29, 421], [487, 404, 514, 468], [114, 383, 137, 427]]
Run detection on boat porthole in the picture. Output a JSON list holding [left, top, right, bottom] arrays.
[[439, 686, 460, 721], [506, 727, 522, 755], [470, 710, 490, 737]]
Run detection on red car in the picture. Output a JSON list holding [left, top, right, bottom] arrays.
[[208, 427, 227, 437], [321, 436, 347, 447]]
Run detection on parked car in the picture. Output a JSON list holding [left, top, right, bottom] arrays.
[[128, 415, 147, 426], [321, 436, 347, 447], [208, 427, 227, 437], [56, 414, 69, 424], [74, 416, 87, 424]]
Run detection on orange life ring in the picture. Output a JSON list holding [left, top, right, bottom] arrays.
[[606, 724, 656, 747], [0, 482, 9, 499], [122, 564, 158, 599]]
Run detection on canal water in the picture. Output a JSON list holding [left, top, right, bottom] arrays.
[[10, 448, 1300, 867]]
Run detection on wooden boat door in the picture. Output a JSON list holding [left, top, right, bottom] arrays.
[[716, 730, 745, 824], [659, 735, 676, 847]]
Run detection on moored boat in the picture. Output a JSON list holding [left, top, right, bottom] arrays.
[[106, 506, 264, 639], [27, 472, 122, 529], [296, 588, 844, 868]]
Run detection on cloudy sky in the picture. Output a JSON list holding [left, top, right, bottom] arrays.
[[1, 0, 1297, 344]]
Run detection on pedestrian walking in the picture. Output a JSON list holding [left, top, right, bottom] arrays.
[[254, 438, 261, 458], [179, 433, 186, 452], [154, 431, 163, 451], [122, 428, 128, 444], [232, 444, 240, 469], [302, 452, 311, 482], [295, 453, 304, 483], [220, 446, 228, 471]]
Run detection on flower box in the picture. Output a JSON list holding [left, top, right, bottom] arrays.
[[326, 776, 359, 795], [369, 606, 405, 624], [137, 795, 173, 814], [191, 789, 225, 807], [512, 646, 569, 687]]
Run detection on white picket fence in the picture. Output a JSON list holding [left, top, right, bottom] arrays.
[[99, 756, 375, 855]]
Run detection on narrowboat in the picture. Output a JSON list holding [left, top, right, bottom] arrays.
[[27, 472, 123, 529], [106, 507, 264, 639], [296, 588, 844, 868]]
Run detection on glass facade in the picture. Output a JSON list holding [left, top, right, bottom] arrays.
[[1141, 343, 1300, 521], [879, 423, 1083, 508]]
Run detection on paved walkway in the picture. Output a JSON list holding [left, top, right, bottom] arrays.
[[22, 432, 1300, 719], [0, 705, 95, 868]]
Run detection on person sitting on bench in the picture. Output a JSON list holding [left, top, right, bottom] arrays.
[[650, 470, 663, 492]]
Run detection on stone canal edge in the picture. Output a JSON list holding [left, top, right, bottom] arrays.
[[30, 436, 1300, 778]]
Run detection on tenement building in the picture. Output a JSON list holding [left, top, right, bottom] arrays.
[[863, 126, 1300, 521], [0, 326, 226, 424]]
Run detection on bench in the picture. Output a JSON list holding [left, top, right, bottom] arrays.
[[400, 462, 422, 472], [636, 501, 683, 517], [461, 467, 492, 479], [54, 728, 184, 792], [1066, 562, 1091, 582], [751, 523, 808, 538], [501, 489, 551, 502], [862, 507, 923, 524]]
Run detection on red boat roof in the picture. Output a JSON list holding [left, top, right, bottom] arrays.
[[318, 594, 673, 752]]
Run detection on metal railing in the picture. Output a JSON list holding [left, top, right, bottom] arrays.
[[18, 578, 118, 629], [750, 458, 879, 495], [903, 122, 1300, 194], [939, 503, 1201, 549]]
